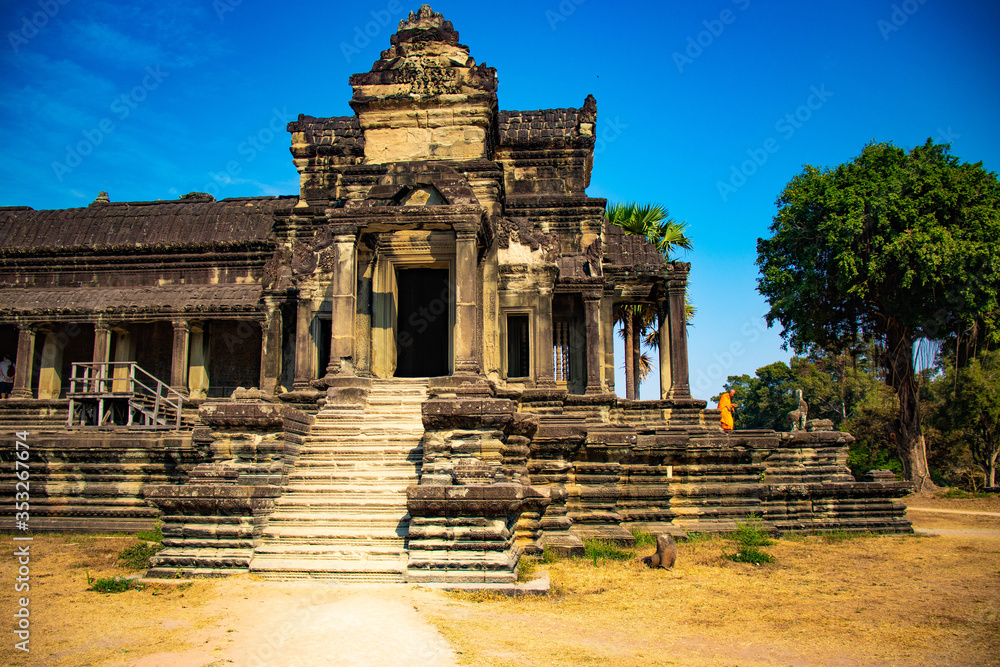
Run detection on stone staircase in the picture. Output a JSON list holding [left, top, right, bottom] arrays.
[[249, 379, 427, 581]]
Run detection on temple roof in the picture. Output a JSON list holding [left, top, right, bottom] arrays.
[[0, 284, 262, 316], [499, 95, 597, 148], [0, 196, 295, 252], [287, 115, 364, 158], [603, 220, 668, 269]]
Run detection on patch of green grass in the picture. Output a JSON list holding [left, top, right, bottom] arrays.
[[86, 571, 143, 594], [630, 528, 657, 548], [582, 539, 632, 565], [117, 541, 162, 570], [683, 532, 715, 545], [135, 521, 163, 543], [540, 546, 558, 563]]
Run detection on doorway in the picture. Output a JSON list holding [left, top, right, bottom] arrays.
[[395, 268, 450, 377]]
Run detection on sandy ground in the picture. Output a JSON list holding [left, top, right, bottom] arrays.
[[1, 494, 998, 667]]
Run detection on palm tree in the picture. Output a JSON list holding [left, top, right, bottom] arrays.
[[606, 202, 692, 399]]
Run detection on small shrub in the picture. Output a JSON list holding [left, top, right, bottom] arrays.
[[732, 515, 774, 548], [728, 545, 775, 565], [583, 539, 632, 565], [726, 514, 775, 565], [939, 488, 972, 499], [117, 542, 162, 570]]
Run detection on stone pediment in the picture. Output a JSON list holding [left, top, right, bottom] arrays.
[[358, 162, 479, 207]]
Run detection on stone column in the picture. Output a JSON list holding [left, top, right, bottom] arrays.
[[536, 286, 555, 387], [658, 302, 672, 400], [37, 330, 64, 399], [293, 297, 314, 390], [667, 280, 692, 400], [170, 320, 190, 395], [583, 293, 603, 394], [12, 326, 35, 398], [601, 296, 616, 394], [326, 233, 358, 376], [187, 324, 209, 399], [260, 306, 283, 394], [454, 227, 479, 374]]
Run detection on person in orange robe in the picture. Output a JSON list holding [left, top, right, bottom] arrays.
[[717, 388, 737, 431]]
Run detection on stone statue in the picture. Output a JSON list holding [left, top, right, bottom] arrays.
[[637, 534, 677, 570], [788, 388, 808, 432]]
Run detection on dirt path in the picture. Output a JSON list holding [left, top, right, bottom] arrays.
[[906, 506, 1000, 517], [122, 582, 459, 667]]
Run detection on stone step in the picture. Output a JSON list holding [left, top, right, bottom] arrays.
[[297, 450, 422, 461], [274, 493, 408, 506], [307, 425, 424, 435], [279, 480, 412, 491], [288, 460, 418, 470], [286, 469, 418, 482], [264, 522, 409, 544], [257, 534, 407, 547], [250, 571, 406, 583], [253, 543, 406, 558], [266, 513, 408, 525]]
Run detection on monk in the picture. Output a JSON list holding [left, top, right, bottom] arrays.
[[717, 388, 737, 431]]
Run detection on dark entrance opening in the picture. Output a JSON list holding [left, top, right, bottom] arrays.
[[396, 268, 449, 377]]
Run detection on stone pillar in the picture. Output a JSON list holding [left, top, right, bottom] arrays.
[[170, 320, 190, 395], [536, 286, 555, 387], [260, 306, 283, 394], [12, 326, 35, 398], [601, 296, 616, 394], [37, 331, 64, 399], [454, 227, 479, 374], [583, 294, 603, 394], [667, 281, 692, 400], [326, 233, 358, 377], [293, 298, 314, 390], [658, 302, 672, 400], [187, 324, 209, 399]]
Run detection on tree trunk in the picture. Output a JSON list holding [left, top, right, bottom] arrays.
[[623, 308, 635, 400], [885, 321, 937, 492], [631, 309, 642, 399]]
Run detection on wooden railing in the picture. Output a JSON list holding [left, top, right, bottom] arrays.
[[66, 362, 184, 430]]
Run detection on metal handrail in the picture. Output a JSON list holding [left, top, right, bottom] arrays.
[[67, 362, 184, 430]]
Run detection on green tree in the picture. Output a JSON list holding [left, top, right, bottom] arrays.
[[931, 351, 1000, 488], [757, 140, 1000, 491], [606, 202, 692, 399]]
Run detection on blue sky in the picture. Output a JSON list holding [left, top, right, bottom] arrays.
[[2, 0, 998, 401]]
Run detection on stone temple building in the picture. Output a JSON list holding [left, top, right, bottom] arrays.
[[0, 6, 910, 584]]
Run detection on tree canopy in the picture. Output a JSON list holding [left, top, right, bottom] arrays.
[[756, 140, 1000, 490]]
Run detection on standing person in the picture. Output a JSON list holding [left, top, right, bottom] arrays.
[[0, 354, 14, 399], [717, 387, 737, 431]]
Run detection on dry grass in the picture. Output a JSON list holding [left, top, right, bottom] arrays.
[[0, 495, 997, 666], [426, 498, 1000, 667]]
